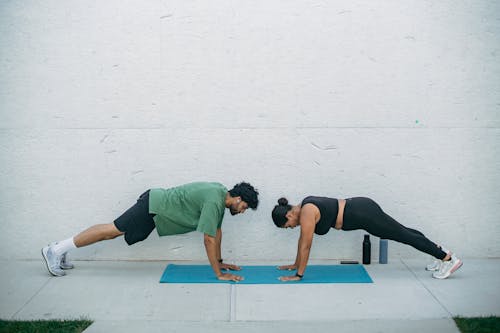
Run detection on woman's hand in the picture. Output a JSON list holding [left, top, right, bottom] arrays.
[[277, 264, 297, 271], [279, 275, 302, 282], [220, 263, 241, 271], [217, 273, 244, 282]]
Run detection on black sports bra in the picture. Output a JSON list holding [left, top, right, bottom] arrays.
[[301, 196, 339, 235]]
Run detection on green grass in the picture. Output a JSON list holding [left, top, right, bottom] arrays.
[[453, 316, 500, 333], [1, 317, 498, 333], [0, 319, 93, 333]]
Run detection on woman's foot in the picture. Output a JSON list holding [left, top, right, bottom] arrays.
[[432, 254, 463, 279], [426, 245, 449, 271], [426, 259, 442, 271]]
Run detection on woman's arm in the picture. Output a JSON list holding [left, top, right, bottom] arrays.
[[279, 205, 317, 281], [293, 237, 303, 267], [277, 238, 301, 271]]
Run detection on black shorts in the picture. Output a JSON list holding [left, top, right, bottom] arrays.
[[114, 190, 156, 245]]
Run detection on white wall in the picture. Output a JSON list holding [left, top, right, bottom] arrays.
[[1, 0, 499, 262]]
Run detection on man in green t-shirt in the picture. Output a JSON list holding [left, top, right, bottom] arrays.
[[42, 182, 259, 282]]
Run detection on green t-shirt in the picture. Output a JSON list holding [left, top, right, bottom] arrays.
[[148, 182, 227, 237]]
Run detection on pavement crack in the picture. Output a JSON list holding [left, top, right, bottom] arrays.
[[229, 285, 236, 322], [11, 278, 52, 319], [400, 258, 453, 317]]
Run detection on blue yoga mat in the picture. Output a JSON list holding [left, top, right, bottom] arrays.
[[160, 264, 373, 284]]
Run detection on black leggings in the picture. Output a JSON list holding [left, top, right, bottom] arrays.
[[342, 197, 447, 260]]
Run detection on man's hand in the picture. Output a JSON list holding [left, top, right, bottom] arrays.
[[279, 275, 302, 282], [218, 273, 244, 282], [277, 264, 297, 271], [220, 263, 241, 271]]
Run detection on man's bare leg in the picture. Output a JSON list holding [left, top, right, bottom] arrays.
[[42, 223, 124, 277], [73, 223, 124, 247]]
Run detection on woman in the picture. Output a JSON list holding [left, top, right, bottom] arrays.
[[272, 196, 462, 281]]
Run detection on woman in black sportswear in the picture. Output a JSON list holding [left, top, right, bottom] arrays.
[[271, 196, 462, 281]]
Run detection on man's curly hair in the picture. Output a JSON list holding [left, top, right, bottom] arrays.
[[229, 182, 259, 209]]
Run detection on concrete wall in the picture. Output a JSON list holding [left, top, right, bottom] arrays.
[[1, 0, 499, 262]]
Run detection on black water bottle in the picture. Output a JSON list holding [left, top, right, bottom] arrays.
[[362, 234, 371, 264]]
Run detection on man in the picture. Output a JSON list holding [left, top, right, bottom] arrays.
[[42, 181, 259, 282]]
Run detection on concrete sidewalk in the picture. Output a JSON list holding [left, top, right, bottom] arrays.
[[1, 259, 499, 332]]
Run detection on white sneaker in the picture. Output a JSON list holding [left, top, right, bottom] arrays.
[[41, 246, 66, 277], [426, 246, 449, 271], [432, 254, 463, 279], [426, 259, 442, 271], [60, 252, 74, 270]]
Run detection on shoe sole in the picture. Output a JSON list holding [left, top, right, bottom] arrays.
[[60, 253, 74, 270], [41, 247, 65, 277], [425, 266, 440, 271], [433, 260, 463, 279], [60, 264, 74, 270], [450, 260, 463, 274]]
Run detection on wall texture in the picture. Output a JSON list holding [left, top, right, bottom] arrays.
[[1, 1, 499, 262]]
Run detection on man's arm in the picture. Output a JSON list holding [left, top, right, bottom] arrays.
[[216, 228, 222, 263], [215, 228, 241, 271], [204, 233, 243, 281]]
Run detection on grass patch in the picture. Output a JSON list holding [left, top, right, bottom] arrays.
[[0, 319, 93, 333], [2, 317, 497, 333], [453, 316, 500, 333]]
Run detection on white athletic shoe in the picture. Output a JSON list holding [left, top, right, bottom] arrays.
[[60, 252, 74, 270], [426, 246, 449, 271], [432, 254, 463, 279], [41, 246, 66, 277], [426, 259, 442, 271]]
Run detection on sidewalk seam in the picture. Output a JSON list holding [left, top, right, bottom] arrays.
[[399, 258, 453, 317], [229, 285, 236, 322], [11, 278, 52, 319]]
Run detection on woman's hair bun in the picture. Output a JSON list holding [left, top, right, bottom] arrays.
[[278, 197, 288, 206]]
